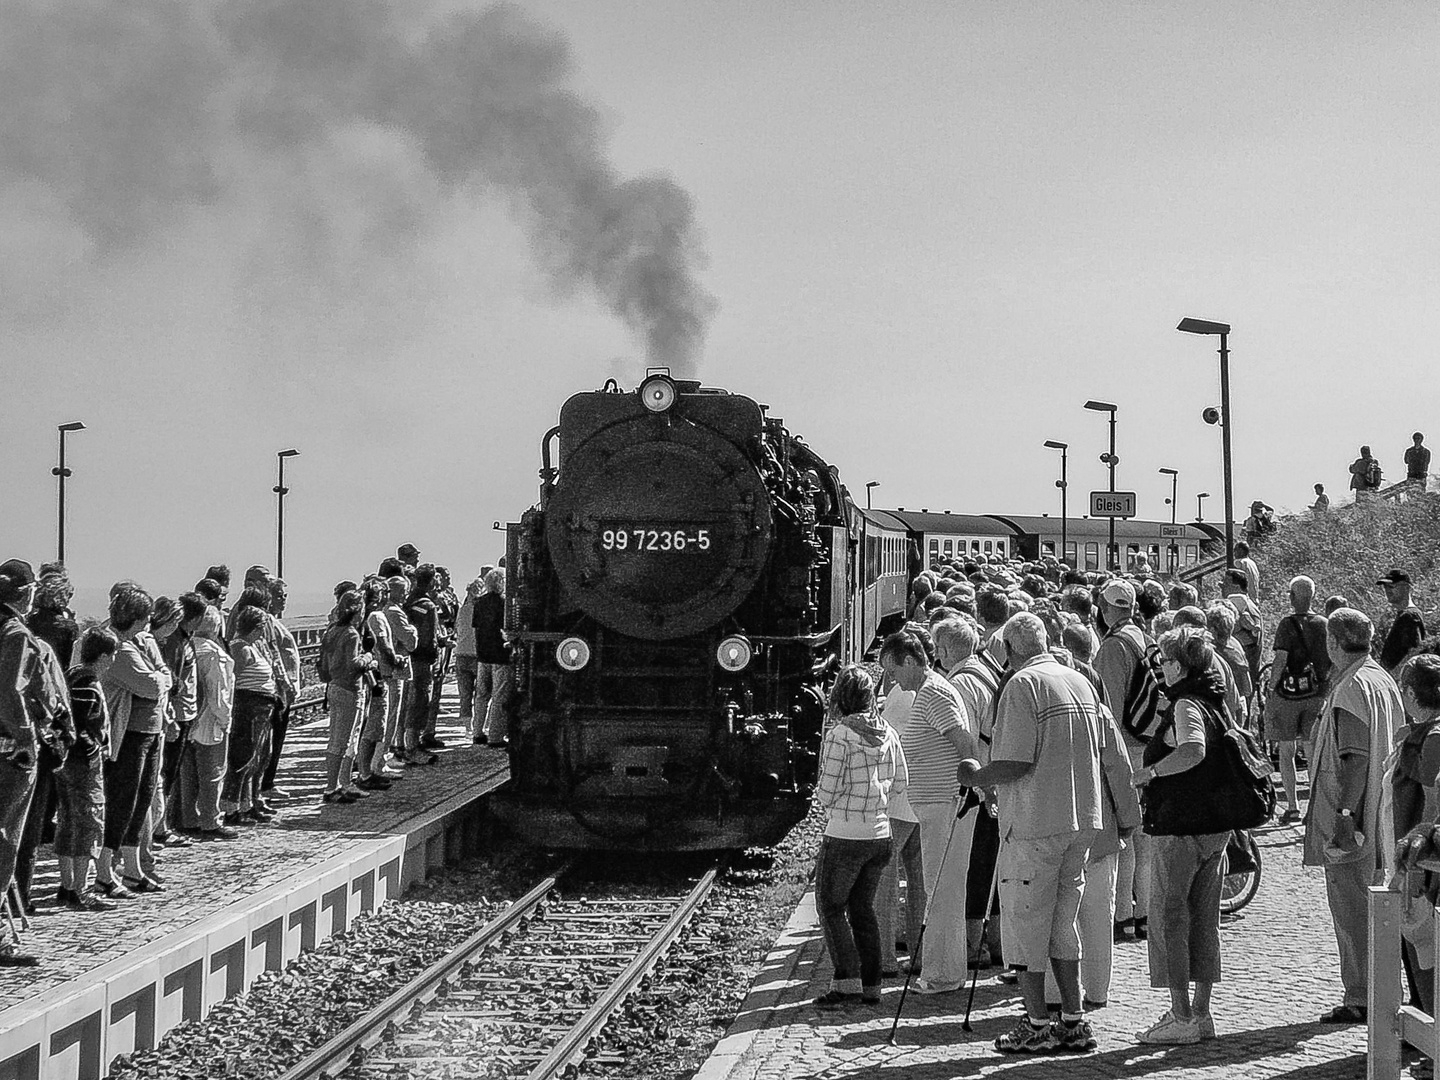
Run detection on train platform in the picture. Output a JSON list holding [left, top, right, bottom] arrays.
[[0, 682, 509, 1080], [697, 815, 1373, 1080]]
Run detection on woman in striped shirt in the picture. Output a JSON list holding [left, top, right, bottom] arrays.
[[813, 665, 908, 1011]]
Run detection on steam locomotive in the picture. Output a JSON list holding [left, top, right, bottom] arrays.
[[490, 373, 911, 850]]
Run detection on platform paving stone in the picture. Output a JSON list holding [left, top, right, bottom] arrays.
[[1, 679, 507, 1014], [710, 807, 1382, 1080]]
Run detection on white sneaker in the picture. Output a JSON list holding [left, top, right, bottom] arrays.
[[913, 976, 964, 995], [1195, 1011, 1216, 1040], [1138, 1010, 1201, 1045]]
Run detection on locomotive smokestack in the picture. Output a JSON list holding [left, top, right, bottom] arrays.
[[0, 2, 715, 373]]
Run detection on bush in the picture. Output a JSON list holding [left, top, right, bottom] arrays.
[[1250, 493, 1440, 648]]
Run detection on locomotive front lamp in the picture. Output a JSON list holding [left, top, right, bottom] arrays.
[[639, 371, 678, 413], [717, 635, 753, 672], [556, 637, 591, 672]]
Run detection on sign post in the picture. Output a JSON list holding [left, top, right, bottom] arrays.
[[1089, 491, 1137, 518]]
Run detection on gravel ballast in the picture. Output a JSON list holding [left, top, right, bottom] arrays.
[[108, 811, 823, 1079]]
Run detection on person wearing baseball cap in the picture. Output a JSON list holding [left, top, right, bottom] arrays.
[[0, 560, 43, 965], [397, 544, 420, 569], [1378, 570, 1425, 673], [1093, 576, 1153, 944]]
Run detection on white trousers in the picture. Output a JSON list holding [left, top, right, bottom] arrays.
[[913, 799, 975, 986]]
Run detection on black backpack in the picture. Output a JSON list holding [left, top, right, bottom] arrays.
[[1141, 697, 1276, 836], [1276, 614, 1320, 699], [1114, 629, 1164, 743]]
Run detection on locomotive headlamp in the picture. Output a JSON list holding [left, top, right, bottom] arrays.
[[556, 637, 591, 672], [639, 373, 678, 413], [717, 634, 753, 672]]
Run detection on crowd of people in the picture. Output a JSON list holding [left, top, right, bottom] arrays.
[[811, 547, 1436, 1054], [0, 544, 511, 968]]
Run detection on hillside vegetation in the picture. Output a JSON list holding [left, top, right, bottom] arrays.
[[1250, 493, 1440, 644]]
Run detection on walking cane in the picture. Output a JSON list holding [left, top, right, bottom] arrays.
[[887, 804, 965, 1046], [962, 849, 1003, 1033], [3, 885, 21, 943], [8, 881, 30, 932]]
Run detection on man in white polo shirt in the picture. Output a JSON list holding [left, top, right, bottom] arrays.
[[880, 629, 977, 996], [961, 612, 1105, 1054]]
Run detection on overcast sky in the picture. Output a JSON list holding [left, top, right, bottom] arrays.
[[1, 1, 1435, 615]]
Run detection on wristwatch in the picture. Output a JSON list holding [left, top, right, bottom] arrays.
[[1339, 808, 1354, 818]]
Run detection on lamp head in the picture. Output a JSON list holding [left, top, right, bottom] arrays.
[[1083, 400, 1117, 413], [58, 421, 85, 432], [1159, 467, 1178, 476], [278, 448, 300, 458], [865, 480, 880, 489], [1043, 440, 1067, 450], [1198, 491, 1211, 499], [1177, 317, 1231, 336]]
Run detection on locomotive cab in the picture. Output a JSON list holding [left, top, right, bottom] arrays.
[[491, 374, 845, 850]]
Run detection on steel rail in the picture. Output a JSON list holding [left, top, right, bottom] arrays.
[[525, 862, 722, 1080], [278, 862, 572, 1080]]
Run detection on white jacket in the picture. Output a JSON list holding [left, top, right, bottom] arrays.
[[192, 636, 235, 746]]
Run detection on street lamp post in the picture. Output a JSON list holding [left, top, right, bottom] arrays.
[[1197, 491, 1210, 522], [1083, 400, 1119, 570], [865, 480, 879, 510], [53, 421, 85, 565], [1178, 317, 1235, 569], [1159, 468, 1179, 525], [1159, 467, 1178, 573], [1044, 440, 1069, 564], [274, 449, 299, 579]]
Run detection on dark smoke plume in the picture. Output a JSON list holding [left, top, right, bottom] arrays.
[[0, 1, 715, 373]]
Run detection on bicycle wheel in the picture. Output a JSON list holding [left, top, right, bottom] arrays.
[[1220, 843, 1262, 915]]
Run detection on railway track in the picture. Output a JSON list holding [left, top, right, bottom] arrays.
[[277, 857, 722, 1080]]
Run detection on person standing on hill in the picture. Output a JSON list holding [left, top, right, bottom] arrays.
[[1405, 433, 1431, 490], [1350, 447, 1382, 495], [1234, 542, 1261, 603], [1378, 570, 1426, 675], [1312, 484, 1331, 513]]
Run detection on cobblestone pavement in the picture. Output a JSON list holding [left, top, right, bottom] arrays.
[[2, 680, 507, 1012], [716, 797, 1380, 1080]]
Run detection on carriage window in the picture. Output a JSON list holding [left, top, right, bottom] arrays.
[[943, 539, 953, 556], [1085, 543, 1099, 570], [1149, 544, 1161, 567], [1064, 541, 1078, 566], [996, 540, 1006, 557], [983, 541, 993, 554], [1186, 545, 1198, 564], [1041, 540, 1056, 557], [1126, 544, 1141, 570], [971, 539, 981, 553]]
